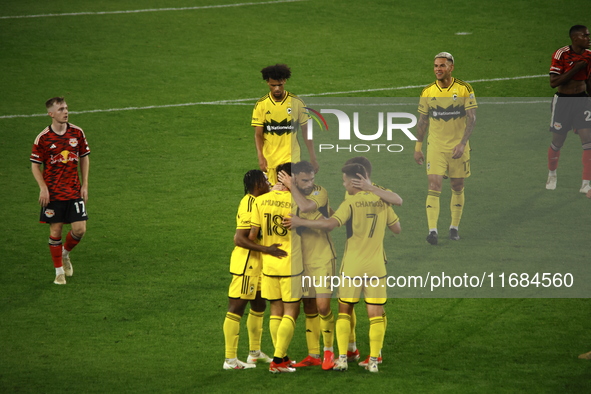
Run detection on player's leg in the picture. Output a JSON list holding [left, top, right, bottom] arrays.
[[223, 275, 257, 369], [48, 222, 66, 284], [62, 220, 86, 277], [547, 132, 567, 190], [577, 128, 591, 193], [449, 177, 465, 240], [246, 288, 272, 364], [293, 298, 321, 367], [334, 300, 355, 371], [270, 276, 301, 373], [347, 305, 360, 361], [317, 296, 335, 370], [426, 174, 443, 245], [365, 302, 385, 373]]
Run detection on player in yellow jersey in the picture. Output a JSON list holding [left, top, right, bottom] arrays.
[[414, 52, 477, 245], [285, 163, 401, 373], [223, 170, 288, 370], [249, 163, 304, 373], [252, 64, 318, 185], [278, 161, 337, 370], [341, 156, 402, 366]]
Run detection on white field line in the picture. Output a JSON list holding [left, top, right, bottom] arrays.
[[0, 0, 306, 20], [0, 74, 548, 119]]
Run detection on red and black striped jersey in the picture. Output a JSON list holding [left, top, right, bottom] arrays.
[[549, 45, 591, 81], [30, 123, 90, 201]]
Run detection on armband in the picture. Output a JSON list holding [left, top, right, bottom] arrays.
[[414, 142, 423, 152]]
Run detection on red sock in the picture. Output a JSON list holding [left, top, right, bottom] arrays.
[[49, 236, 63, 268], [64, 231, 81, 252], [548, 146, 560, 171], [583, 150, 591, 180]]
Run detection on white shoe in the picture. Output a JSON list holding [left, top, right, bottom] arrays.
[[223, 359, 256, 370], [247, 351, 272, 364], [580, 184, 591, 194], [54, 274, 66, 285], [62, 251, 73, 277], [546, 175, 557, 190], [332, 356, 348, 371], [365, 357, 379, 373]]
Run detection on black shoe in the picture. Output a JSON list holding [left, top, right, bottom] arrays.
[[426, 231, 438, 245], [449, 228, 460, 241]]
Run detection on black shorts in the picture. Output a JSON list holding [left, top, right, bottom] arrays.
[[40, 198, 88, 224], [549, 92, 591, 135]]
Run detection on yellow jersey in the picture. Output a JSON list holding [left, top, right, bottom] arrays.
[[229, 194, 261, 276], [298, 185, 336, 269], [332, 191, 399, 278], [418, 78, 477, 152], [251, 91, 309, 169], [251, 190, 303, 277]]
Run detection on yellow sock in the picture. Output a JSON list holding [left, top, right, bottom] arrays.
[[247, 310, 264, 352], [274, 315, 296, 359], [319, 310, 335, 348], [426, 190, 441, 230], [382, 310, 387, 333], [305, 313, 321, 356], [269, 315, 282, 348], [369, 316, 385, 359], [348, 307, 357, 345], [223, 312, 241, 359], [336, 313, 352, 357], [450, 188, 465, 228]]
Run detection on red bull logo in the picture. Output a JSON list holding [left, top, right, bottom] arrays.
[[50, 150, 79, 165]]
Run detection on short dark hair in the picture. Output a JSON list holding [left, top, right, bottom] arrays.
[[46, 97, 65, 110], [344, 156, 372, 177], [276, 162, 292, 176], [570, 25, 587, 37], [243, 169, 267, 195], [341, 163, 367, 180], [293, 160, 315, 175], [261, 64, 292, 81]]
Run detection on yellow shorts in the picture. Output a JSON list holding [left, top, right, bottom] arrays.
[[302, 259, 336, 297], [228, 274, 261, 300], [426, 149, 471, 178], [338, 276, 387, 305], [262, 274, 302, 303]]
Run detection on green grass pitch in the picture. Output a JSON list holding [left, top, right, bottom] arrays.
[[1, 0, 590, 392]]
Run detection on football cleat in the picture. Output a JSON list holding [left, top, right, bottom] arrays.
[[54, 274, 66, 285], [62, 252, 73, 277], [580, 184, 591, 194], [426, 231, 438, 245], [449, 228, 460, 241], [346, 349, 360, 363], [322, 350, 335, 370], [546, 175, 557, 190], [332, 356, 348, 371], [359, 355, 382, 367], [365, 358, 379, 373], [223, 359, 256, 370], [247, 351, 273, 364], [293, 355, 321, 367], [269, 360, 296, 373], [578, 351, 591, 360]]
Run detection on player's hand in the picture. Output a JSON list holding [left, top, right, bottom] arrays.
[[267, 243, 288, 258], [277, 170, 292, 190], [351, 173, 373, 191], [282, 213, 302, 229], [38, 188, 50, 207], [414, 150, 424, 165], [311, 159, 320, 174], [81, 185, 89, 202], [452, 143, 466, 159], [258, 156, 268, 172]]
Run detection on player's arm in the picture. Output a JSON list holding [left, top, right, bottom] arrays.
[[389, 221, 401, 235], [550, 61, 588, 88], [301, 122, 319, 173], [284, 214, 339, 232], [277, 170, 317, 213], [235, 228, 287, 258], [414, 113, 429, 165], [350, 173, 403, 206], [253, 126, 267, 172], [79, 155, 89, 202], [452, 108, 476, 159], [31, 162, 50, 207], [586, 75, 591, 96]]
